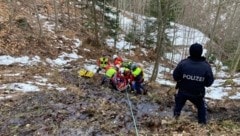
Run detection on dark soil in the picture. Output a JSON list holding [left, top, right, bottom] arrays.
[[0, 70, 239, 136]]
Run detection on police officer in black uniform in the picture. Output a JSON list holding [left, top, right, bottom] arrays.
[[173, 43, 214, 124]]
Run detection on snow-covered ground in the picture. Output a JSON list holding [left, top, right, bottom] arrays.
[[1, 36, 240, 100], [0, 8, 240, 101]]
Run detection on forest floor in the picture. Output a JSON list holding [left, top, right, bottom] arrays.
[[0, 58, 240, 135], [0, 1, 240, 135]]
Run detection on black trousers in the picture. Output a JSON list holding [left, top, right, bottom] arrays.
[[173, 91, 206, 124]]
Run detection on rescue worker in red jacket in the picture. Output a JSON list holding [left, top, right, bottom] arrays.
[[113, 54, 123, 68], [113, 68, 128, 92], [120, 67, 134, 84], [120, 67, 134, 92]]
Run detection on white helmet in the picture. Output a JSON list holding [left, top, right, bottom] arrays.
[[113, 54, 118, 59], [119, 67, 125, 73], [116, 64, 120, 68]]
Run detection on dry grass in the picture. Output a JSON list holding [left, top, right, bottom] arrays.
[[0, 1, 239, 135]]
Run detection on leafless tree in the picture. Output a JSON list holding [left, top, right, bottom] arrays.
[[53, 0, 58, 32], [32, 0, 43, 38], [92, 0, 100, 46], [7, 0, 16, 31], [150, 0, 164, 82]]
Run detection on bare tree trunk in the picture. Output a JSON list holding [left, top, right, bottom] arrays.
[[207, 0, 222, 57], [143, 1, 149, 48], [231, 41, 240, 76], [170, 22, 177, 64], [113, 0, 118, 52], [33, 0, 43, 38], [73, 0, 77, 23], [92, 0, 100, 46], [53, 0, 58, 32], [66, 0, 70, 23], [59, 0, 65, 24], [132, 0, 137, 47], [7, 0, 15, 32], [170, 1, 185, 64], [150, 0, 164, 82], [219, 2, 238, 65], [102, 0, 105, 22]]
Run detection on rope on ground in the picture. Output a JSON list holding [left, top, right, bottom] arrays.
[[125, 88, 139, 136]]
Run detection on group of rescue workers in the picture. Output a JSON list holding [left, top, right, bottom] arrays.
[[94, 43, 215, 124], [96, 54, 146, 95]]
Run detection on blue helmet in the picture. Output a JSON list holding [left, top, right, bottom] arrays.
[[130, 63, 137, 70]]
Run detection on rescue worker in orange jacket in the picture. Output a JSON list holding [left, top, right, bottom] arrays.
[[113, 54, 123, 68]]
